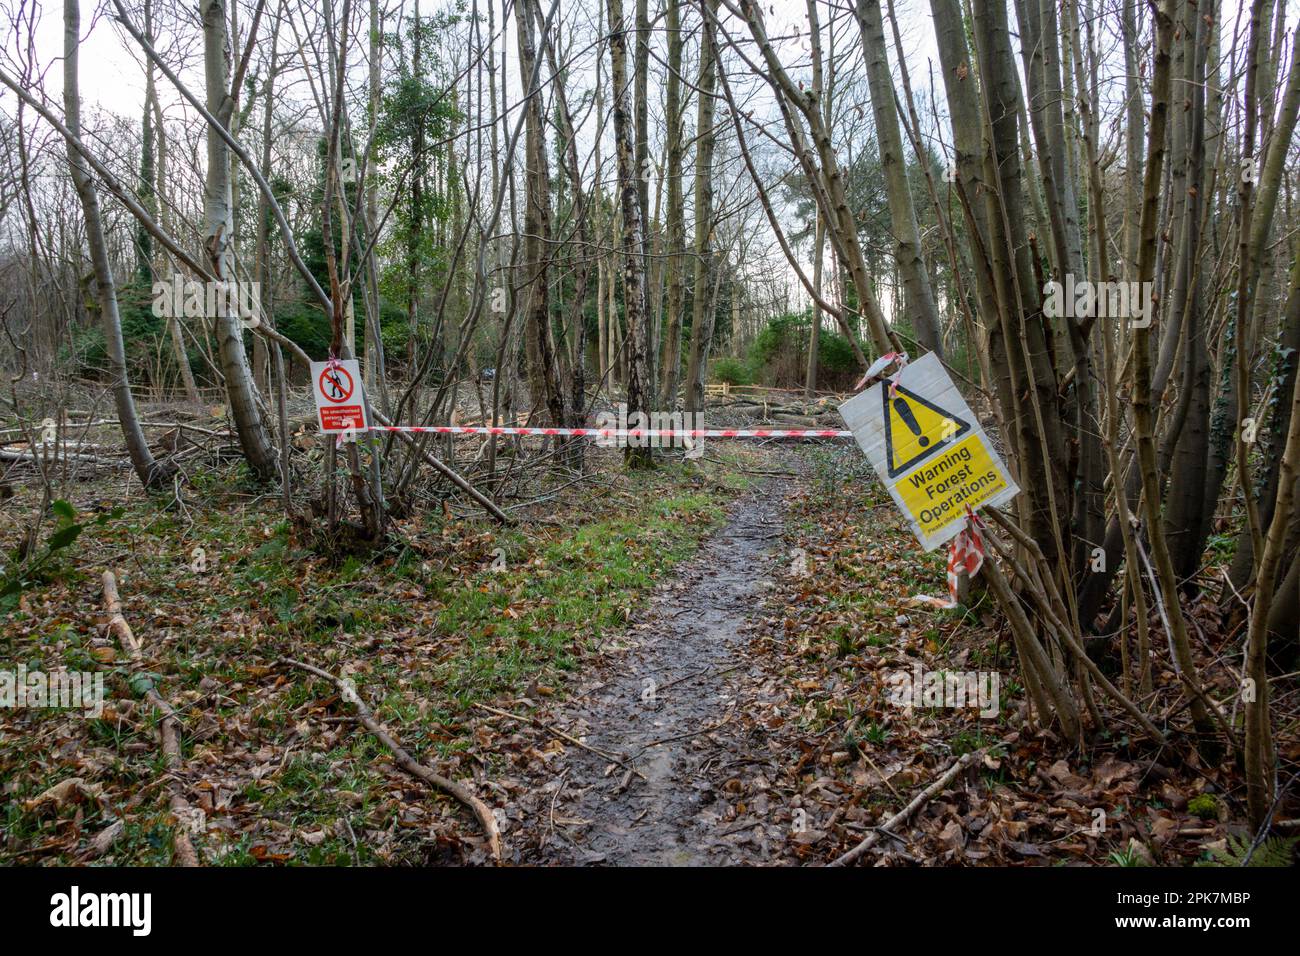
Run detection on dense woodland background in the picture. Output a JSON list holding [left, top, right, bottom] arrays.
[[0, 0, 1298, 862]]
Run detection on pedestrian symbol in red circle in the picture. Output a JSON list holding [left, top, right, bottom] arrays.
[[319, 365, 354, 404]]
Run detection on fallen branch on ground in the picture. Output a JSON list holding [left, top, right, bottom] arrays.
[[371, 409, 511, 525], [0, 420, 231, 440], [628, 716, 733, 759], [1, 448, 128, 467], [828, 749, 985, 867], [102, 571, 199, 867], [280, 658, 502, 862], [473, 702, 645, 779]]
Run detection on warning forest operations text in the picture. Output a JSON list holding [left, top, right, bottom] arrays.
[[839, 353, 1018, 551]]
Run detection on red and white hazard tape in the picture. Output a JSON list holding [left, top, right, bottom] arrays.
[[854, 350, 909, 395], [912, 509, 987, 609], [363, 425, 854, 439]]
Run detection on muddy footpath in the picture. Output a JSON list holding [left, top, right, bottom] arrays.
[[494, 474, 802, 865]]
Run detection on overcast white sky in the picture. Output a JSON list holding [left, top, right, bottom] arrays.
[[8, 0, 1293, 317], [17, 0, 943, 123]]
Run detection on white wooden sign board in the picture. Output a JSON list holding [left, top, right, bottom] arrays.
[[839, 352, 1018, 551]]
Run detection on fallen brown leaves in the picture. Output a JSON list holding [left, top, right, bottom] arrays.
[[0, 448, 753, 865], [705, 448, 1279, 866]]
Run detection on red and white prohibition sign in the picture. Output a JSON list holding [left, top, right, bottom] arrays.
[[310, 359, 369, 434], [318, 364, 354, 403]]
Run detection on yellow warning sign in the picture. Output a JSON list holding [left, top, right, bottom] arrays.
[[884, 386, 970, 477], [894, 433, 1009, 536], [838, 352, 1019, 551]]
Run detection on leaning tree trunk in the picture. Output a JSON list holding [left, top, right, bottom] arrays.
[[1129, 0, 1214, 740], [684, 0, 720, 416], [1161, 1, 1213, 585], [515, 0, 566, 430], [608, 0, 653, 466], [737, 0, 894, 360], [658, 0, 686, 409], [1228, 254, 1300, 593], [201, 0, 279, 480], [63, 0, 169, 489], [929, 0, 1003, 344], [534, 0, 592, 440], [146, 7, 201, 406], [855, 0, 943, 356], [971, 0, 1071, 562], [634, 0, 654, 391], [1243, 285, 1300, 829]]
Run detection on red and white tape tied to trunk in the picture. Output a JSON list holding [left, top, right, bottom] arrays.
[[912, 509, 986, 609], [324, 356, 358, 450], [854, 350, 909, 397]]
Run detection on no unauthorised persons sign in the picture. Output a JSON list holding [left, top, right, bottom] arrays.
[[311, 359, 370, 434], [839, 352, 1018, 551]]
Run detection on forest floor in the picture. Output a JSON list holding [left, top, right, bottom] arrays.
[[0, 425, 1291, 867]]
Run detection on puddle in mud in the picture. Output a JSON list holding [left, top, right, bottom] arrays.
[[506, 475, 791, 865]]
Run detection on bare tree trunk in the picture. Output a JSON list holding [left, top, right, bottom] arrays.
[[1243, 284, 1300, 829], [634, 0, 654, 393], [143, 0, 200, 405], [202, 0, 278, 480], [608, 0, 653, 466], [364, 0, 385, 395], [855, 0, 943, 356], [1161, 0, 1212, 584], [1246, 37, 1300, 360], [597, 257, 608, 385], [64, 0, 169, 489], [516, 0, 566, 429], [594, 4, 609, 389], [1016, 0, 1085, 284], [1199, 2, 1292, 582], [684, 0, 720, 416], [1236, 0, 1282, 827], [807, 209, 824, 395], [1130, 0, 1214, 740], [929, 0, 1003, 351], [1121, 0, 1143, 272], [734, 0, 894, 359], [1019, 0, 1103, 579], [534, 2, 593, 433], [658, 0, 686, 408], [1229, 253, 1300, 592], [805, 0, 832, 396], [971, 0, 1071, 562], [252, 9, 279, 398]]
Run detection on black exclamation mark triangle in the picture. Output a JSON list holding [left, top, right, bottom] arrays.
[[893, 396, 929, 448], [882, 384, 971, 477]]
